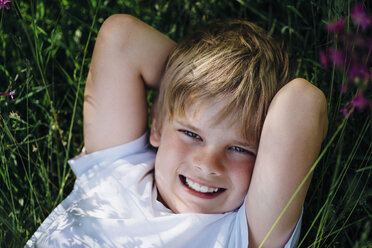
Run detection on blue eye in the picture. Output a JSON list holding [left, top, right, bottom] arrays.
[[180, 130, 201, 140], [230, 146, 256, 157], [231, 146, 244, 152]]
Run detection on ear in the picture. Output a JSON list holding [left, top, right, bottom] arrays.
[[149, 116, 161, 147]]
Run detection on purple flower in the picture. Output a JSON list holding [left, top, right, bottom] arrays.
[[319, 50, 328, 68], [327, 18, 346, 33], [340, 85, 347, 94], [347, 63, 369, 81], [351, 2, 371, 31], [0, 86, 15, 100], [340, 105, 352, 118], [340, 102, 353, 118], [329, 47, 344, 67], [321, 2, 372, 119], [352, 94, 370, 111], [0, 0, 10, 10]]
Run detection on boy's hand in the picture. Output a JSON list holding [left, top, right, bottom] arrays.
[[84, 15, 175, 154], [246, 78, 328, 247]]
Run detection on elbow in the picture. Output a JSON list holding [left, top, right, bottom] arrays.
[[271, 78, 329, 140], [98, 14, 139, 48], [286, 78, 329, 140]]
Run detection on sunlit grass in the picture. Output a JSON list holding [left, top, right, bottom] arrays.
[[0, 0, 370, 247]]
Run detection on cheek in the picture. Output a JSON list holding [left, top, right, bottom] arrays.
[[166, 133, 194, 157], [156, 131, 193, 170], [230, 160, 255, 191], [225, 161, 254, 210]]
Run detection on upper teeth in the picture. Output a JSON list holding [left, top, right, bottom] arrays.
[[185, 177, 220, 193]]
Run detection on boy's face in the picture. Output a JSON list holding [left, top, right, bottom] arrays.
[[150, 101, 257, 214]]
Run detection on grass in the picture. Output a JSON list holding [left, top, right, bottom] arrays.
[[0, 0, 371, 247]]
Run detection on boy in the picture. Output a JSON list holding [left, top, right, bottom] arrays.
[[26, 15, 328, 247]]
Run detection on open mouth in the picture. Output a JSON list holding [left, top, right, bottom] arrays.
[[179, 175, 225, 194]]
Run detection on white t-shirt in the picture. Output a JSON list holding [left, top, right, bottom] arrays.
[[26, 133, 301, 248]]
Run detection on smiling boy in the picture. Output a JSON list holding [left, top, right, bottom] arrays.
[[151, 100, 257, 214], [27, 14, 328, 248]]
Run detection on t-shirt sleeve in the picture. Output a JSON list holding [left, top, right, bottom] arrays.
[[233, 198, 302, 247], [68, 132, 151, 178], [284, 209, 302, 248], [25, 133, 156, 248]]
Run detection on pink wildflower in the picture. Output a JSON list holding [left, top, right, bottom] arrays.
[[340, 85, 347, 94], [326, 18, 346, 33], [340, 105, 352, 118], [352, 94, 370, 111], [0, 0, 10, 10], [329, 47, 344, 67], [0, 86, 15, 100], [348, 63, 369, 81], [351, 2, 371, 31], [319, 50, 328, 68]]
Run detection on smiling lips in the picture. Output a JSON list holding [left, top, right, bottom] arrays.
[[179, 175, 225, 197]]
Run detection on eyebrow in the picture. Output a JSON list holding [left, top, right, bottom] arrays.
[[176, 120, 202, 133]]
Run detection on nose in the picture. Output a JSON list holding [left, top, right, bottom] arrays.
[[192, 147, 225, 176]]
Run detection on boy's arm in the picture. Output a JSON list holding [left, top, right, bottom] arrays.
[[246, 78, 328, 247], [84, 15, 176, 154]]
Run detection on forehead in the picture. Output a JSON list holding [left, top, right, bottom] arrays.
[[183, 100, 236, 126], [173, 100, 256, 145]]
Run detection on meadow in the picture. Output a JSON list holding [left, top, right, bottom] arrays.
[[0, 0, 371, 247]]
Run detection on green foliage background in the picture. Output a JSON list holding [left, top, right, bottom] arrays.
[[0, 0, 370, 247]]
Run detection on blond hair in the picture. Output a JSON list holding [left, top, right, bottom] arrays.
[[155, 20, 289, 145]]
